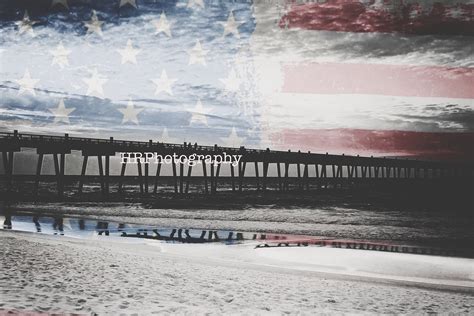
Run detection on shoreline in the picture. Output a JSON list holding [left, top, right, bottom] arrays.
[[2, 212, 474, 260]]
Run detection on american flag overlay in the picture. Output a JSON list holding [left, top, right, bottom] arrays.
[[0, 0, 473, 160]]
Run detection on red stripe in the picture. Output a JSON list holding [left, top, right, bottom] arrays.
[[282, 63, 474, 98], [269, 129, 474, 161], [281, 1, 474, 36]]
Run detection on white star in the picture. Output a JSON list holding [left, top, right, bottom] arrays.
[[82, 68, 108, 97], [51, 0, 69, 9], [189, 100, 210, 126], [120, 0, 138, 8], [187, 0, 205, 9], [119, 99, 143, 124], [221, 11, 243, 38], [151, 70, 177, 95], [188, 40, 208, 66], [84, 10, 103, 37], [152, 12, 172, 37], [15, 11, 37, 37], [50, 99, 75, 124], [220, 67, 241, 92], [50, 42, 71, 69], [16, 70, 39, 96], [117, 39, 140, 64], [221, 127, 245, 147]]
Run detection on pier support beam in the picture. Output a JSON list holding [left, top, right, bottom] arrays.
[[78, 155, 88, 194], [297, 163, 301, 190], [262, 162, 269, 191], [137, 160, 143, 194], [230, 164, 236, 191], [91, 154, 111, 196], [118, 158, 126, 193], [254, 162, 260, 191], [238, 161, 246, 192], [105, 155, 110, 195], [314, 164, 320, 189], [347, 165, 352, 178], [214, 163, 221, 193], [210, 163, 215, 193], [336, 165, 342, 178], [185, 164, 193, 194], [95, 155, 111, 196], [202, 162, 209, 194], [144, 162, 149, 194], [59, 153, 65, 196], [179, 162, 184, 194], [2, 151, 14, 193], [321, 164, 327, 188], [50, 153, 66, 197], [153, 157, 162, 194], [34, 153, 44, 196], [303, 163, 309, 190], [386, 166, 391, 178], [172, 159, 178, 194], [97, 155, 104, 193], [277, 163, 282, 191]]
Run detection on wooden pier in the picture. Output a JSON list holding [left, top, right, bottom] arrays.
[[1, 130, 473, 199]]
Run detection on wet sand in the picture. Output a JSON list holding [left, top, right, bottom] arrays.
[[6, 201, 474, 251]]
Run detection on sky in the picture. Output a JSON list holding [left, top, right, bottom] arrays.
[[0, 0, 473, 160]]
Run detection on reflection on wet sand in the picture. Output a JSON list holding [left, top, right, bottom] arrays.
[[118, 223, 125, 231], [97, 221, 109, 236], [53, 217, 64, 235], [1, 214, 473, 258], [79, 219, 85, 230], [121, 228, 244, 243], [3, 215, 12, 229], [33, 216, 41, 232], [0, 214, 248, 245]]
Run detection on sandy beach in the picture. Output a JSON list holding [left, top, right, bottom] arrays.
[[1, 230, 472, 315]]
